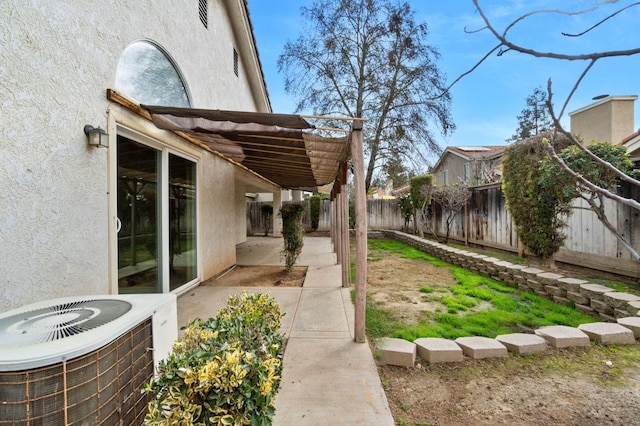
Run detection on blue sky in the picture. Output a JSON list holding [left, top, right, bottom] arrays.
[[249, 1, 640, 148]]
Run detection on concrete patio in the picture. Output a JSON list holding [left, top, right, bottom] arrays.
[[177, 236, 394, 425]]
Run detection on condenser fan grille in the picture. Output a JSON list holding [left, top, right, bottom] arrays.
[[0, 299, 132, 347], [0, 318, 154, 425]]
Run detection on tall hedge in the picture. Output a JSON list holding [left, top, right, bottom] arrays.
[[409, 174, 433, 210], [280, 203, 305, 272], [409, 174, 433, 235], [260, 202, 273, 236], [308, 195, 321, 231], [502, 134, 572, 259]]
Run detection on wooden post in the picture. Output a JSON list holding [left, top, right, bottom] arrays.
[[329, 198, 334, 245], [330, 193, 335, 249], [335, 189, 342, 264], [351, 122, 367, 343], [464, 193, 469, 247], [272, 190, 282, 237], [340, 163, 350, 287]]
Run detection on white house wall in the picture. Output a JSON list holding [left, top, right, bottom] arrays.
[[1, 0, 271, 311], [200, 150, 239, 280]]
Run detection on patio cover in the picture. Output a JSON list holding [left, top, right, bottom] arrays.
[[141, 104, 350, 192]]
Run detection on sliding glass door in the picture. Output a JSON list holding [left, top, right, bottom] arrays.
[[117, 135, 197, 293], [168, 154, 197, 290]]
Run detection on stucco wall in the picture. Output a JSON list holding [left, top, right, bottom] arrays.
[[1, 0, 270, 312], [1, 2, 113, 311], [434, 154, 466, 185], [570, 96, 636, 144], [200, 151, 238, 280]]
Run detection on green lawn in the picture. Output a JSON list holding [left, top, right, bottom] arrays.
[[361, 239, 598, 341]]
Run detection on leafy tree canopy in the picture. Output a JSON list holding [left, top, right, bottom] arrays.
[[278, 0, 454, 192], [506, 87, 552, 143]]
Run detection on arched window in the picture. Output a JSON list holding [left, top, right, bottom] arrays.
[[115, 41, 191, 107]]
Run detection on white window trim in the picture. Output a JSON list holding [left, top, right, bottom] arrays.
[[107, 108, 201, 295]]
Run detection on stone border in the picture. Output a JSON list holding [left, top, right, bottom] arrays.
[[376, 320, 639, 367], [372, 231, 640, 368]]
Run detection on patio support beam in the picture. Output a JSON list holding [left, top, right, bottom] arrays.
[[329, 197, 334, 246], [351, 121, 367, 343], [330, 185, 338, 260], [330, 197, 335, 249], [340, 163, 350, 287], [335, 189, 342, 265], [272, 190, 283, 237]]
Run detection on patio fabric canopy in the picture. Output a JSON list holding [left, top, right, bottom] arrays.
[[141, 104, 351, 192]]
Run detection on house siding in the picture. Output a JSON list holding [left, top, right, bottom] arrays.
[[1, 0, 272, 311], [434, 154, 467, 185]]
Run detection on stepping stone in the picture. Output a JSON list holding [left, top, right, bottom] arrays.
[[628, 301, 640, 316], [536, 272, 564, 286], [495, 333, 548, 355], [454, 336, 507, 360], [535, 325, 590, 348], [557, 277, 589, 292], [376, 337, 416, 367], [578, 322, 636, 345], [580, 284, 614, 301], [521, 267, 545, 276], [414, 338, 463, 363], [604, 292, 640, 310], [618, 317, 640, 339]]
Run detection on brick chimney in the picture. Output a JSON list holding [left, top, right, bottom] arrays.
[[569, 95, 637, 144]]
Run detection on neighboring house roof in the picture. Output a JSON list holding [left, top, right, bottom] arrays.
[[431, 146, 506, 174]]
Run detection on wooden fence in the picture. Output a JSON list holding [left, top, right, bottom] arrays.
[[247, 182, 640, 278], [428, 182, 640, 279], [247, 200, 332, 234]]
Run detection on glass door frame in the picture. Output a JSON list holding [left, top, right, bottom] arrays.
[[108, 119, 200, 295]]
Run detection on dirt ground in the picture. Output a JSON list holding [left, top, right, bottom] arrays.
[[202, 265, 306, 287], [207, 242, 640, 425], [368, 251, 640, 426]]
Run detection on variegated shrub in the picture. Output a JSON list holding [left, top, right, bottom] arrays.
[[144, 292, 285, 426]]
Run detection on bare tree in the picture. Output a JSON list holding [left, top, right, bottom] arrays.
[[430, 184, 471, 244], [278, 0, 454, 192], [445, 0, 640, 261]]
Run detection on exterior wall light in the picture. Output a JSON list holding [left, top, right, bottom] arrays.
[[84, 125, 109, 148]]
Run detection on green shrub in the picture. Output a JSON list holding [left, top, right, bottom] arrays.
[[260, 203, 273, 236], [398, 194, 413, 231], [144, 292, 284, 426], [409, 174, 432, 213], [280, 203, 305, 272], [308, 195, 321, 231]]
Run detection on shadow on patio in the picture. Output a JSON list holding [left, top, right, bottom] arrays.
[[176, 235, 394, 425]]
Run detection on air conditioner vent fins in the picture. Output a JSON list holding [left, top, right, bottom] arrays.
[[0, 299, 132, 347]]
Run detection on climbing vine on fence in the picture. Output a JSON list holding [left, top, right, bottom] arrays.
[[502, 134, 572, 261]]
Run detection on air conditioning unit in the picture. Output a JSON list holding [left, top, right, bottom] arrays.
[[0, 294, 178, 425]]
